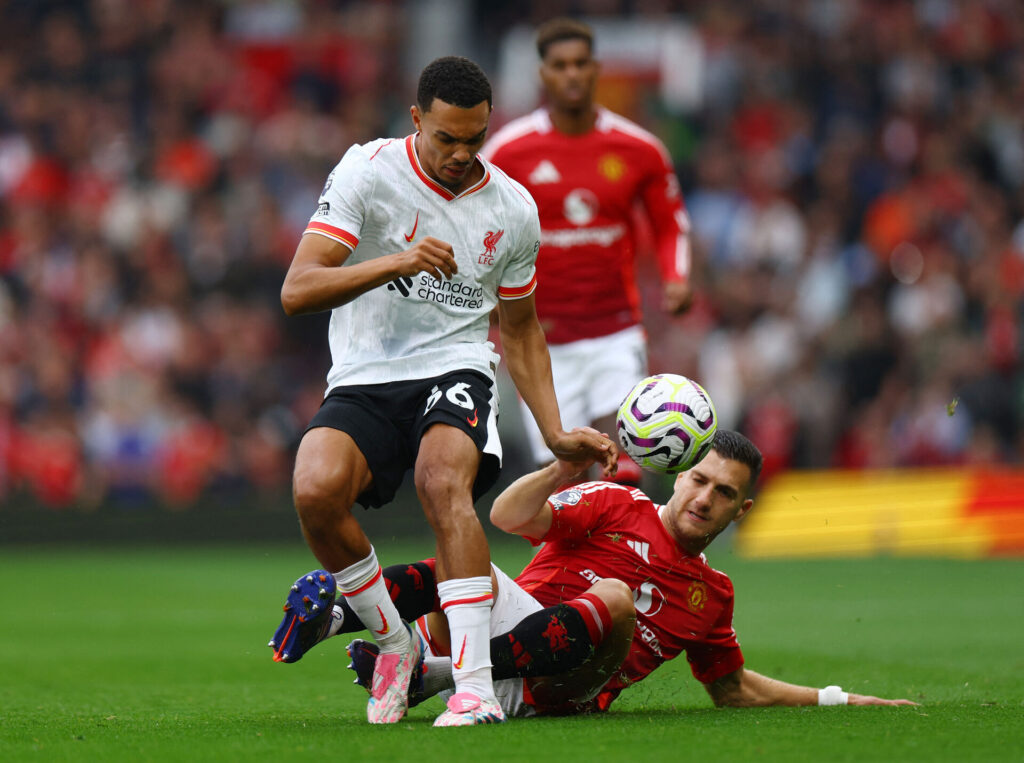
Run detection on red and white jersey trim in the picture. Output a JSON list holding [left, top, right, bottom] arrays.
[[404, 134, 490, 201], [305, 134, 540, 387], [304, 220, 359, 250], [497, 272, 537, 300]]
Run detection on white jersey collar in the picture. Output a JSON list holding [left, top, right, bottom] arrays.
[[404, 133, 491, 201]]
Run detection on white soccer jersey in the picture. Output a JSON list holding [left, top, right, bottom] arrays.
[[304, 134, 541, 389]]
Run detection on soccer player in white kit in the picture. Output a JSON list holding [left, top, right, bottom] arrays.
[[268, 56, 615, 727]]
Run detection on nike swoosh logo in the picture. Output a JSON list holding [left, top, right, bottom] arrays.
[[466, 409, 478, 427], [404, 211, 419, 243], [452, 635, 468, 670], [374, 605, 390, 635]]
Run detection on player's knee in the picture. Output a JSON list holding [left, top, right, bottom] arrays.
[[588, 578, 635, 625], [292, 466, 355, 530], [419, 497, 478, 536], [413, 463, 473, 516]]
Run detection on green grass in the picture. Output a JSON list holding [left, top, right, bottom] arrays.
[[0, 541, 1021, 762]]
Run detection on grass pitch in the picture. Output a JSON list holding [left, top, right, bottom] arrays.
[[0, 541, 1021, 762]]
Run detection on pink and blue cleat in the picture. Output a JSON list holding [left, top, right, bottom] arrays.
[[432, 693, 506, 727], [365, 624, 424, 724]]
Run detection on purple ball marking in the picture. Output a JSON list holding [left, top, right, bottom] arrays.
[[631, 397, 713, 430], [628, 435, 662, 447], [624, 426, 693, 451], [660, 402, 692, 414], [628, 380, 661, 422], [665, 428, 692, 447], [661, 401, 714, 429], [646, 445, 676, 464]]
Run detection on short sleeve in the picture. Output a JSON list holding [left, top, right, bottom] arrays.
[[304, 142, 378, 251], [538, 482, 618, 544], [497, 185, 540, 300]]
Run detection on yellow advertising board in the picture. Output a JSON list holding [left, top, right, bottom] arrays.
[[735, 468, 1024, 558]]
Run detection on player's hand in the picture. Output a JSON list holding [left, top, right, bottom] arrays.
[[847, 693, 920, 706], [663, 279, 693, 314], [547, 426, 618, 478], [396, 236, 458, 282]]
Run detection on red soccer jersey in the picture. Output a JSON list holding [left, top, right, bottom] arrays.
[[483, 107, 690, 345], [514, 481, 744, 710]]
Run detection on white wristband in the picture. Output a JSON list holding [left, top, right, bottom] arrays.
[[818, 685, 849, 706]]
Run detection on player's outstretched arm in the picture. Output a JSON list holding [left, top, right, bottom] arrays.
[[489, 459, 584, 539], [497, 292, 562, 436], [498, 296, 616, 477], [281, 233, 457, 315], [704, 668, 919, 708], [546, 427, 618, 477]]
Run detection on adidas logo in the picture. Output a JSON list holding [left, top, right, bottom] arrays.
[[529, 160, 561, 184], [387, 276, 414, 296], [626, 540, 650, 563]]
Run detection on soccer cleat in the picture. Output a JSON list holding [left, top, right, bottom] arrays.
[[366, 623, 424, 724], [268, 570, 337, 663], [432, 693, 506, 727], [346, 638, 429, 708]]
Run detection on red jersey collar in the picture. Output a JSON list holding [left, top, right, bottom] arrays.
[[535, 106, 611, 135], [404, 133, 490, 201]]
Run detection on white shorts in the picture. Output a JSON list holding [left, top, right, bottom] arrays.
[[418, 564, 544, 718], [519, 325, 647, 465]]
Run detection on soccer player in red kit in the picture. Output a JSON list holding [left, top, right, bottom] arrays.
[[482, 18, 692, 481], [321, 430, 915, 714]]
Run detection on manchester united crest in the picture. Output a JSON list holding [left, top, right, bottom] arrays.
[[599, 154, 625, 182], [686, 581, 708, 612]]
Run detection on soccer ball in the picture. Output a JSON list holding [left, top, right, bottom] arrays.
[[616, 374, 717, 473]]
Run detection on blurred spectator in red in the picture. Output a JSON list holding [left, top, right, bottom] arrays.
[[2, 0, 1023, 512]]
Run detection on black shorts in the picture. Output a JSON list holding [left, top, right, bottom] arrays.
[[306, 370, 501, 509]]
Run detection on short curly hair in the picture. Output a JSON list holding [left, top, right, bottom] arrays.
[[417, 56, 492, 112], [536, 17, 594, 59]]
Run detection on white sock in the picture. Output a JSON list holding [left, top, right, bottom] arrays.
[[437, 576, 494, 701], [327, 605, 345, 638], [334, 548, 410, 654], [421, 654, 455, 698]]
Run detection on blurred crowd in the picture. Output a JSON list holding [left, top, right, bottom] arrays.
[[1, 0, 1022, 509]]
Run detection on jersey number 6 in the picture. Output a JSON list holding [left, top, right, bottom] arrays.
[[424, 381, 474, 413]]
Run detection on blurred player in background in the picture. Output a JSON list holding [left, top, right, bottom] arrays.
[[291, 430, 916, 714], [270, 55, 615, 728], [482, 17, 693, 484]]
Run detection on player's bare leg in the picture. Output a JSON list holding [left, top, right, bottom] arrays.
[[415, 424, 503, 726], [290, 427, 420, 724], [291, 427, 374, 570]]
